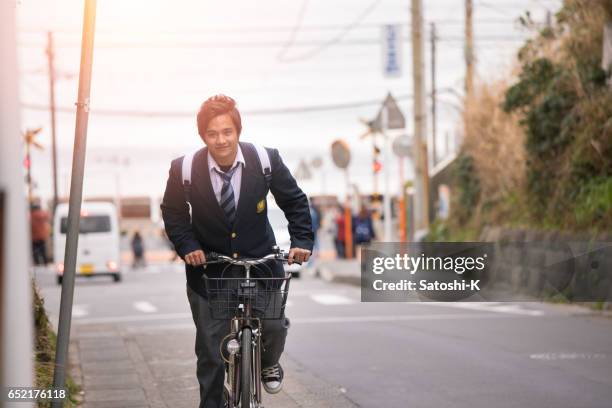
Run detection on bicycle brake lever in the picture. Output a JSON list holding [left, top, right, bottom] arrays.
[[283, 252, 301, 265]]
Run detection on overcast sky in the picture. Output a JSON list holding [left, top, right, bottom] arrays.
[[16, 0, 561, 200]]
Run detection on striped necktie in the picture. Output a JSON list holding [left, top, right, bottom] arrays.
[[214, 165, 239, 224]]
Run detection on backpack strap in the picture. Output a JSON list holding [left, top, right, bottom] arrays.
[[181, 150, 197, 204], [250, 143, 273, 188], [181, 150, 199, 222]]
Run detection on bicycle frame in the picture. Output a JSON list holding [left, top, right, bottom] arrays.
[[203, 249, 292, 408], [227, 261, 264, 407]]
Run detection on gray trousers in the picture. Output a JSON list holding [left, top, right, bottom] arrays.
[[186, 284, 290, 408]]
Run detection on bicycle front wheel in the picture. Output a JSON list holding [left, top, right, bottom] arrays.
[[240, 328, 252, 408]]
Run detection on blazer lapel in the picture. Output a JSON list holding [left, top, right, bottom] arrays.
[[234, 143, 255, 224], [193, 148, 231, 230]]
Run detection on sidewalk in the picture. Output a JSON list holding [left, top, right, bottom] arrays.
[[309, 259, 361, 287], [69, 322, 357, 408]]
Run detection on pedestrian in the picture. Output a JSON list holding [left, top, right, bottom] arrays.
[[131, 231, 146, 268], [30, 203, 50, 265], [353, 205, 375, 247], [160, 94, 313, 408], [334, 204, 346, 259], [309, 201, 321, 261]]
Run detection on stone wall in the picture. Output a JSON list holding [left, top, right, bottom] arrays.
[[479, 226, 612, 306]]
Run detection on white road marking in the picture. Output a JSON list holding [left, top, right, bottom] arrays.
[[310, 294, 355, 305], [426, 302, 545, 316], [530, 352, 606, 360], [291, 313, 530, 324], [290, 289, 357, 297], [486, 304, 544, 316], [72, 309, 532, 326], [120, 313, 532, 333], [121, 312, 530, 333], [72, 304, 89, 318], [133, 301, 158, 313]]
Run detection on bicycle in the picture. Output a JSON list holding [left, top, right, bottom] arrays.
[[201, 246, 294, 408]]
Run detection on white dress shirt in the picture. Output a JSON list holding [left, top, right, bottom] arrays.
[[207, 146, 245, 207]]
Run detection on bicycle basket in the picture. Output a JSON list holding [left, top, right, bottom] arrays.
[[202, 275, 291, 320]]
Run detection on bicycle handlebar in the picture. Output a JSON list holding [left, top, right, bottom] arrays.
[[202, 250, 301, 266]]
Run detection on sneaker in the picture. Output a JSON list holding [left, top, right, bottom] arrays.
[[262, 363, 284, 394]]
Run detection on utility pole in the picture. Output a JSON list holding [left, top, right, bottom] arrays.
[[52, 0, 97, 404], [411, 0, 430, 235], [46, 32, 59, 213], [1, 0, 34, 395], [430, 22, 437, 167], [465, 0, 474, 98], [381, 107, 392, 241]]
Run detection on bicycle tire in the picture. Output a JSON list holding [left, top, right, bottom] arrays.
[[240, 328, 252, 408]]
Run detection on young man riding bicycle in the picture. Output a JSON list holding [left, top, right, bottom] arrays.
[[160, 94, 313, 408]]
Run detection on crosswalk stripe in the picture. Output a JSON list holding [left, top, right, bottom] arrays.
[[310, 294, 355, 305], [426, 302, 545, 316], [133, 301, 158, 313], [72, 304, 89, 318]]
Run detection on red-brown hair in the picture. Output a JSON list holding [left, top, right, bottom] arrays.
[[197, 94, 242, 136]]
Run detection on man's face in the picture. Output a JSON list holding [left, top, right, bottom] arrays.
[[202, 113, 239, 166]]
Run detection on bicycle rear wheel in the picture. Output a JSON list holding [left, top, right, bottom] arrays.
[[240, 328, 252, 408]]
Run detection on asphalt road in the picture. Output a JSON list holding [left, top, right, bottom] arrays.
[[35, 263, 612, 408]]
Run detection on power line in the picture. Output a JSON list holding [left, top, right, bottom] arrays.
[[277, 0, 384, 62], [277, 0, 310, 61], [18, 34, 531, 50], [477, 1, 513, 17], [17, 18, 540, 36], [20, 93, 414, 117], [23, 78, 48, 97], [19, 39, 382, 49], [21, 88, 465, 118]]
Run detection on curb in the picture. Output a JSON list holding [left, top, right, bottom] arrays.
[[316, 265, 361, 287]]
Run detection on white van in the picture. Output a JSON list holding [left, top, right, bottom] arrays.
[[53, 202, 122, 285]]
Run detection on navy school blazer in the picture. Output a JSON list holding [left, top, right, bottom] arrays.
[[160, 142, 314, 297]]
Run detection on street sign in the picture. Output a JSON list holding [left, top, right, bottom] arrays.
[[294, 159, 313, 180], [381, 93, 406, 129], [310, 156, 323, 169], [382, 24, 402, 78], [370, 93, 406, 132], [392, 135, 413, 157], [331, 140, 351, 169]]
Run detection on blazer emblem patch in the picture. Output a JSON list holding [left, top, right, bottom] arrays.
[[256, 199, 266, 213]]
